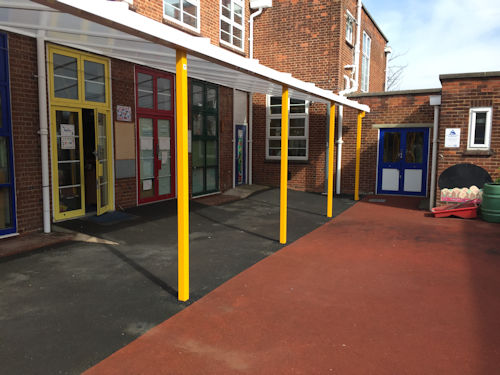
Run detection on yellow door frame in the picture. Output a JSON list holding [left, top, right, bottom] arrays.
[[50, 106, 86, 220], [47, 44, 113, 220], [95, 109, 113, 215]]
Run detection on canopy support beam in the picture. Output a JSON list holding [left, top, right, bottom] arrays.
[[280, 86, 289, 244], [327, 103, 336, 217], [176, 49, 189, 302]]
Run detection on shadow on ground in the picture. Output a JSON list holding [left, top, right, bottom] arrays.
[[0, 189, 354, 375]]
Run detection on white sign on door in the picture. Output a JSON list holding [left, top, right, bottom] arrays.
[[61, 124, 75, 150]]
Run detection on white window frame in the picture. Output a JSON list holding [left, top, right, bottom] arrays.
[[266, 95, 309, 161], [361, 31, 371, 92], [467, 107, 492, 150], [220, 0, 245, 51], [163, 0, 200, 33], [345, 10, 355, 45]]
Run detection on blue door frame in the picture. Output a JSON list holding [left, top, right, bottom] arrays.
[[0, 33, 16, 236], [377, 128, 429, 196], [235, 124, 246, 186]]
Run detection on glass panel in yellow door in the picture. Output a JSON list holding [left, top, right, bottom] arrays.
[[53, 109, 85, 220], [96, 111, 111, 215]]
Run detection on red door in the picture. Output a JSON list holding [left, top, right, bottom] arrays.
[[136, 67, 175, 204]]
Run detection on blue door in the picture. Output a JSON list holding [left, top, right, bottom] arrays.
[[235, 124, 246, 186], [377, 128, 429, 196], [0, 34, 16, 236]]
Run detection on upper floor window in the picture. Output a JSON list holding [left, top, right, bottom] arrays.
[[266, 96, 309, 161], [345, 11, 355, 45], [361, 31, 371, 92], [163, 0, 200, 32], [220, 0, 244, 50], [468, 107, 492, 150]]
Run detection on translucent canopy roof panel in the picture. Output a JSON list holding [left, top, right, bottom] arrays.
[[0, 0, 369, 111]]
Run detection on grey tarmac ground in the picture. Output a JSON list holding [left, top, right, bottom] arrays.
[[0, 188, 355, 375]]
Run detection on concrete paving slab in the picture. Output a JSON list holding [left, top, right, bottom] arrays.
[[84, 196, 500, 375], [0, 189, 353, 375]]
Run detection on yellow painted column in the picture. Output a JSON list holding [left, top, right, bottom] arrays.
[[327, 103, 336, 217], [280, 87, 289, 244], [354, 111, 365, 201], [176, 49, 189, 301]]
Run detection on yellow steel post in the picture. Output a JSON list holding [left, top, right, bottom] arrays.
[[176, 49, 189, 301], [354, 111, 365, 201], [280, 86, 289, 244], [327, 103, 336, 217]]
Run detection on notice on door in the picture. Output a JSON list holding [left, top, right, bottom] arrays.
[[61, 124, 75, 150], [445, 128, 460, 148]]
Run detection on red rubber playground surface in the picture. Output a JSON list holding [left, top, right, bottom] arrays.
[[85, 197, 500, 375]]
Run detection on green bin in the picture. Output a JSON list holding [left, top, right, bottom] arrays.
[[481, 183, 500, 223]]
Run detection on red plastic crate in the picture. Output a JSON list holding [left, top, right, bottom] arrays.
[[431, 201, 478, 219]]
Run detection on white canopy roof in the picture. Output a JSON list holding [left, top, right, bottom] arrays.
[[0, 0, 369, 112]]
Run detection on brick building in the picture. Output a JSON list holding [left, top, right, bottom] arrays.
[[0, 0, 369, 238], [339, 72, 500, 207], [251, 0, 389, 191]]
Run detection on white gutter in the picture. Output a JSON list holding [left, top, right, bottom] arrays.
[[429, 95, 441, 210], [37, 33, 51, 233]]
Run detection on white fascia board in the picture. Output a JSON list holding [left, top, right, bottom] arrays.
[[32, 0, 369, 112]]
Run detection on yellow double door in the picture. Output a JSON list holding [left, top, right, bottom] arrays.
[[51, 106, 113, 221]]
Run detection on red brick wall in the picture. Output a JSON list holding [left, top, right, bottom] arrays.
[[219, 86, 234, 192], [342, 92, 436, 195], [252, 94, 327, 192], [436, 76, 500, 201], [132, 0, 250, 56], [8, 32, 44, 234], [111, 58, 137, 209], [339, 1, 388, 93]]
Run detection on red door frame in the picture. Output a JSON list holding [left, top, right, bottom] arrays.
[[135, 66, 176, 204]]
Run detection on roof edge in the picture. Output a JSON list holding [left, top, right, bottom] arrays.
[[348, 88, 442, 98], [439, 71, 500, 81], [362, 5, 388, 43]]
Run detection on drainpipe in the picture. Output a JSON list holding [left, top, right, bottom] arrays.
[[335, 0, 362, 194], [248, 3, 271, 184], [335, 105, 343, 195], [37, 34, 51, 233], [384, 45, 392, 91], [429, 95, 441, 210]]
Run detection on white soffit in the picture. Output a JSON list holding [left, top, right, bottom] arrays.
[[0, 0, 369, 112]]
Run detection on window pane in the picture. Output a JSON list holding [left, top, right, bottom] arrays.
[[183, 11, 198, 28], [207, 88, 217, 110], [290, 118, 305, 136], [165, 0, 181, 20], [53, 53, 78, 100], [405, 131, 424, 163], [269, 119, 281, 136], [0, 137, 9, 184], [207, 115, 217, 136], [233, 27, 242, 40], [84, 61, 105, 102], [157, 78, 172, 111], [192, 113, 203, 136], [192, 140, 205, 167], [183, 0, 197, 16], [0, 186, 12, 229], [206, 167, 217, 191], [137, 73, 154, 109], [193, 84, 203, 107], [383, 132, 400, 163], [474, 112, 487, 144], [270, 97, 282, 105], [206, 140, 217, 166], [221, 20, 231, 34]]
